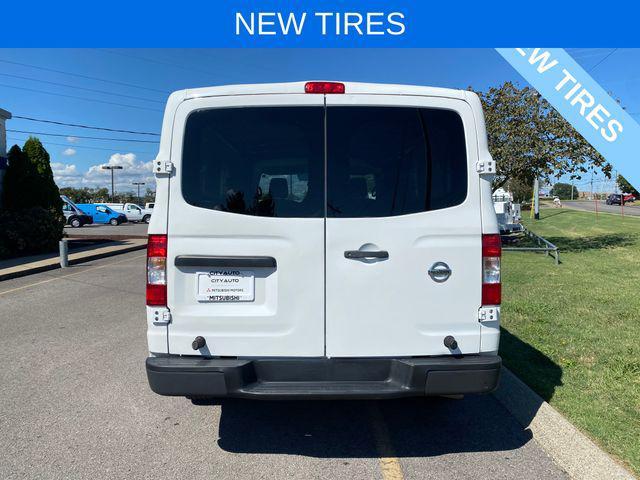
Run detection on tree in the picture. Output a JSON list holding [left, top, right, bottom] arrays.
[[21, 137, 62, 212], [115, 191, 136, 204], [1, 139, 64, 258], [551, 182, 579, 200], [505, 177, 533, 203], [2, 145, 30, 210], [144, 188, 156, 204], [474, 82, 611, 190], [59, 187, 109, 204], [617, 175, 639, 196]]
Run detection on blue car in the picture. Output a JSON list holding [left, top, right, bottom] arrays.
[[76, 204, 127, 226]]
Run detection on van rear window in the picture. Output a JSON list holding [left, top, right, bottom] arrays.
[[182, 107, 325, 218], [181, 106, 467, 218], [326, 107, 467, 217]]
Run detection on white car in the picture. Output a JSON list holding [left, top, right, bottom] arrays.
[[104, 203, 152, 223], [145, 81, 501, 400]]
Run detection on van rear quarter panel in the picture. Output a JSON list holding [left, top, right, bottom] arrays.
[[465, 90, 500, 354]]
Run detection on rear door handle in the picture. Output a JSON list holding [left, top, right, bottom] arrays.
[[175, 255, 277, 268], [344, 250, 389, 259]]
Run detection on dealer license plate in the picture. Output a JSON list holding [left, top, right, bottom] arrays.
[[196, 269, 255, 302]]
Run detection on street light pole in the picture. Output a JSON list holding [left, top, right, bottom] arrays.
[[101, 165, 123, 201], [132, 182, 145, 205]]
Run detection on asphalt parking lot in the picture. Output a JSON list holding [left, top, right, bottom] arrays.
[[64, 221, 149, 238], [0, 251, 568, 480]]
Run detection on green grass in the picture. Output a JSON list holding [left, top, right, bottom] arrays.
[[501, 209, 640, 475]]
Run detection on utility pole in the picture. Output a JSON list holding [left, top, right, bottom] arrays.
[[533, 177, 540, 220], [0, 108, 12, 209], [132, 182, 145, 205], [101, 165, 123, 201], [615, 170, 624, 217]]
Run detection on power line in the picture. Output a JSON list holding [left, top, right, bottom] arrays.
[[0, 58, 170, 94], [0, 83, 163, 113], [588, 48, 618, 73], [12, 115, 160, 136], [100, 48, 280, 80], [0, 72, 164, 104], [97, 48, 223, 78], [7, 129, 159, 143], [7, 136, 156, 155]]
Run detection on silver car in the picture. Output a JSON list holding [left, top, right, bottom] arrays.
[[60, 195, 93, 228]]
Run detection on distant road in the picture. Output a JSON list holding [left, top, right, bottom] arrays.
[[562, 200, 640, 217]]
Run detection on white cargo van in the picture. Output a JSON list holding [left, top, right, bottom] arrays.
[[145, 81, 502, 399]]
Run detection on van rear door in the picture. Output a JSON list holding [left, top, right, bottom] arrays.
[[166, 95, 326, 357], [324, 95, 482, 357]]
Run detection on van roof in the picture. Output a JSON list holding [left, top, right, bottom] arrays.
[[178, 81, 468, 101]]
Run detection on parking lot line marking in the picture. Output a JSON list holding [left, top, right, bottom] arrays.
[[0, 254, 146, 297], [368, 402, 404, 480]]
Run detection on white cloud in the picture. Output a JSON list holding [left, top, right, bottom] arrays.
[[62, 148, 77, 156], [51, 162, 79, 177], [66, 136, 79, 143], [51, 162, 81, 185], [54, 152, 156, 192]]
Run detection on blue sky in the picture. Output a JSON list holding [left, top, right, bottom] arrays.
[[0, 48, 637, 193]]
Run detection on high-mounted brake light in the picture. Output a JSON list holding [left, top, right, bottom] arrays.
[[305, 82, 345, 94], [147, 234, 167, 306], [482, 234, 501, 306]]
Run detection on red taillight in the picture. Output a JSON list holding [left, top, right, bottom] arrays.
[[304, 82, 345, 94], [147, 234, 167, 306], [482, 233, 502, 257], [482, 283, 501, 306], [146, 283, 167, 307], [147, 234, 167, 257], [482, 234, 501, 305]]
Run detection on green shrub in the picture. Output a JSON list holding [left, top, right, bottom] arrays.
[[3, 139, 62, 212], [0, 207, 65, 259]]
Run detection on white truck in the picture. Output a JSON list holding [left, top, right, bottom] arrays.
[[103, 203, 152, 223], [493, 188, 523, 234], [145, 81, 502, 400]]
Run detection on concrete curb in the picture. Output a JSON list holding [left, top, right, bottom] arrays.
[[493, 367, 635, 480], [0, 242, 147, 282]]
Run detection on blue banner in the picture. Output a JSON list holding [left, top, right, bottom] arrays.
[[1, 1, 640, 47], [497, 48, 640, 190]]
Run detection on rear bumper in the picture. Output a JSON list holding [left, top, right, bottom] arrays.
[[146, 355, 501, 400]]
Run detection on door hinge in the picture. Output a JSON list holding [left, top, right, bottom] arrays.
[[478, 306, 500, 323], [154, 158, 173, 175], [152, 310, 172, 325], [476, 159, 496, 175]]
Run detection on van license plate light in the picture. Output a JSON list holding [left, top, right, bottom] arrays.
[[196, 270, 255, 302]]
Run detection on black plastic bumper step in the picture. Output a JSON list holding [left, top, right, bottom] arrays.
[[146, 356, 501, 399]]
